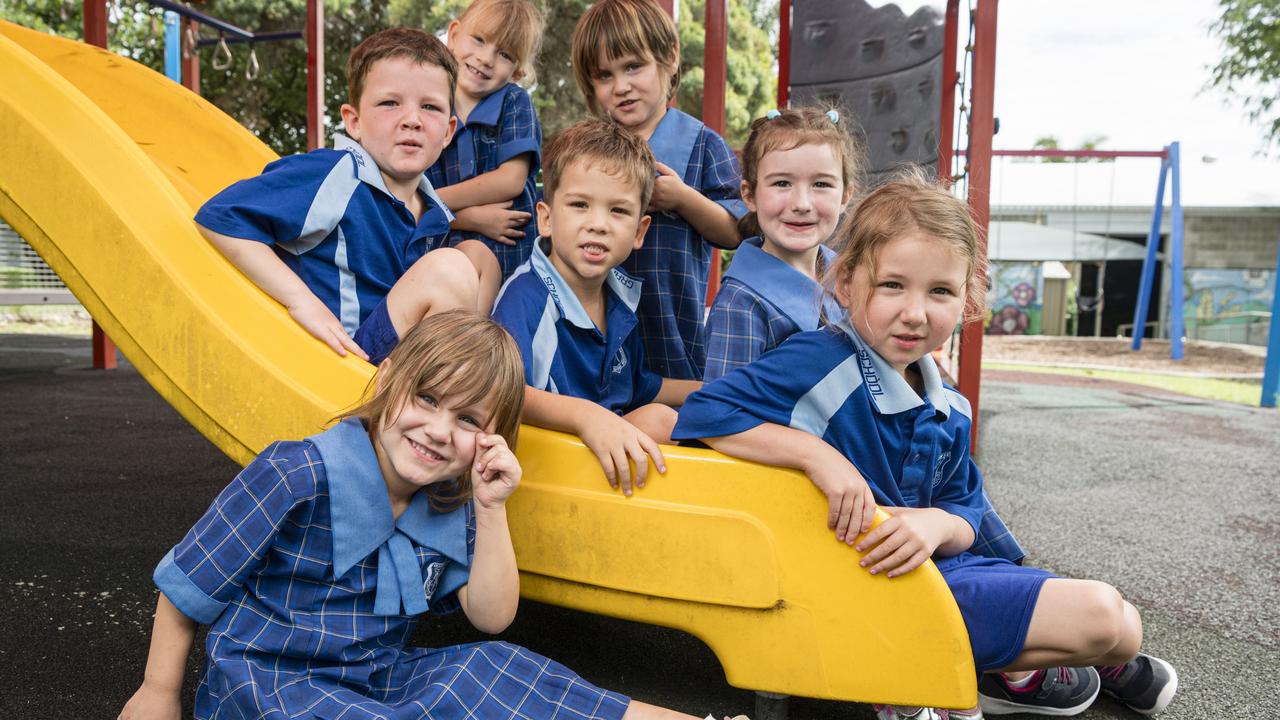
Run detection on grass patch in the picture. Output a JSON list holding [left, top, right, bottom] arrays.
[[983, 361, 1265, 406]]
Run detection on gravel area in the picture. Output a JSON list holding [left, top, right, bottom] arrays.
[[981, 335, 1267, 376]]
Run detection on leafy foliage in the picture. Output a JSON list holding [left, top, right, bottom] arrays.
[[1208, 0, 1280, 150]]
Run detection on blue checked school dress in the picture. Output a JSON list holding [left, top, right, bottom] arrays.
[[154, 418, 630, 720]]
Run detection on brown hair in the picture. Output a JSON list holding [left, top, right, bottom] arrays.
[[342, 310, 525, 511], [571, 0, 681, 116], [738, 106, 865, 238], [831, 167, 986, 323], [346, 27, 459, 112], [542, 118, 657, 210], [456, 0, 546, 85]]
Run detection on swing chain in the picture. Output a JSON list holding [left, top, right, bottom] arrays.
[[183, 22, 197, 60], [245, 45, 261, 81], [211, 34, 233, 71]]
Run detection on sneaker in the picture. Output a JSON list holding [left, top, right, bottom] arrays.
[[977, 667, 1100, 716], [1098, 653, 1178, 715], [873, 706, 947, 720]]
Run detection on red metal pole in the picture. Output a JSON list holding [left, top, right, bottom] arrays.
[[84, 0, 117, 369], [703, 0, 728, 304], [306, 0, 324, 150], [937, 0, 959, 183], [655, 0, 674, 14], [777, 0, 791, 108], [959, 0, 997, 446], [182, 18, 201, 94]]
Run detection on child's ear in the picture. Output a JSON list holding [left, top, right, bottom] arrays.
[[740, 179, 756, 213], [535, 200, 553, 238], [374, 358, 394, 392], [632, 213, 652, 249], [445, 20, 461, 50], [834, 265, 853, 307], [340, 103, 361, 141]]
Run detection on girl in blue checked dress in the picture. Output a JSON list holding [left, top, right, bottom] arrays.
[[119, 311, 731, 720], [702, 107, 859, 382], [673, 173, 1178, 719]]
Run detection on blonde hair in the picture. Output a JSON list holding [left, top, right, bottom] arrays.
[[342, 310, 525, 511], [831, 168, 986, 323], [542, 118, 657, 210], [739, 106, 865, 238], [571, 0, 681, 117], [457, 0, 545, 85], [346, 27, 458, 110]]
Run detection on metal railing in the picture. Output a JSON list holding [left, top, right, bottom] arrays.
[[1118, 311, 1273, 348]]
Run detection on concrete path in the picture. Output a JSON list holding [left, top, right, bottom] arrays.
[[0, 335, 1275, 718]]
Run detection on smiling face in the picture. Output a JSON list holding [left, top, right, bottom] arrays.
[[838, 230, 968, 377], [537, 159, 651, 294], [589, 51, 672, 138], [340, 56, 456, 197], [447, 19, 522, 106], [746, 142, 849, 271]]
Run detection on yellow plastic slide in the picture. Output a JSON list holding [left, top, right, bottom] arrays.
[[0, 22, 975, 708]]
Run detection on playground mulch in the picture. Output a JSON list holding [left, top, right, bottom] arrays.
[[981, 335, 1266, 376]]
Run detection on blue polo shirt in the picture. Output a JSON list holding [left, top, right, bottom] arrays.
[[674, 321, 1024, 562], [427, 83, 541, 278], [627, 108, 747, 381], [195, 134, 454, 335], [704, 238, 846, 381], [492, 240, 663, 414]]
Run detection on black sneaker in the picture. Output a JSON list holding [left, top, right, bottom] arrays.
[[977, 667, 1100, 716], [1098, 653, 1178, 715]]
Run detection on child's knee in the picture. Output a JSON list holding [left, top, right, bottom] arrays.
[[455, 240, 500, 276], [415, 248, 481, 304], [1075, 581, 1130, 657]]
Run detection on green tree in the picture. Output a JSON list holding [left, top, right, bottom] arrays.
[[1208, 0, 1280, 150]]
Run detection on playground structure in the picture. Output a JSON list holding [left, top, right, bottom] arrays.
[[0, 18, 978, 712]]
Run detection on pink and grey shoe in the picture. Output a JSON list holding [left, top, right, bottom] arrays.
[[977, 666, 1100, 716], [1097, 652, 1179, 715]]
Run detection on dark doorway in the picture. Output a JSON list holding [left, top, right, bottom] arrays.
[[1074, 239, 1161, 338]]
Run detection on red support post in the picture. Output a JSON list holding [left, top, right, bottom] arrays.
[[306, 0, 324, 151], [182, 18, 201, 94], [84, 0, 117, 369], [703, 0, 728, 304], [958, 0, 997, 447], [655, 0, 674, 15], [937, 0, 959, 183], [777, 0, 791, 108]]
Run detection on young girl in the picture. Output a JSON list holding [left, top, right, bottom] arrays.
[[703, 107, 859, 382], [430, 0, 545, 297], [571, 0, 747, 381], [118, 310, 738, 720], [672, 173, 1178, 719]]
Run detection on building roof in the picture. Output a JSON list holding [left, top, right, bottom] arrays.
[[987, 221, 1150, 262]]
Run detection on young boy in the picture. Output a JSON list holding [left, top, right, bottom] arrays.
[[195, 28, 485, 365], [572, 0, 747, 381], [428, 0, 545, 296], [492, 120, 700, 495]]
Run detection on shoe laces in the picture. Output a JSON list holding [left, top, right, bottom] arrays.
[[1099, 661, 1129, 681]]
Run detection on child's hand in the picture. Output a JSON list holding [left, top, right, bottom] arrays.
[[578, 407, 667, 497], [287, 295, 369, 360], [471, 432, 521, 510], [855, 506, 953, 578], [117, 682, 181, 720], [454, 202, 530, 246], [649, 162, 690, 213], [801, 447, 877, 543]]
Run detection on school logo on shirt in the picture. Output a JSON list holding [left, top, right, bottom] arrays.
[[423, 560, 445, 601], [611, 268, 636, 290], [612, 348, 628, 375], [932, 451, 952, 487], [857, 348, 884, 396]]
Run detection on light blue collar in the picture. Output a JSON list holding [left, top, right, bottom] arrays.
[[529, 239, 643, 330], [725, 238, 843, 330], [459, 83, 512, 128], [332, 134, 455, 223], [308, 418, 469, 615], [647, 107, 703, 181], [834, 320, 950, 419]]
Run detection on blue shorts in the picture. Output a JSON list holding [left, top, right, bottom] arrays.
[[938, 552, 1056, 671], [353, 299, 400, 365]]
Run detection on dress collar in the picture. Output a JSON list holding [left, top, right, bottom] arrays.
[[529, 239, 643, 330], [332, 134, 455, 224], [725, 238, 843, 330], [646, 107, 703, 180], [833, 320, 950, 419], [458, 84, 511, 128]]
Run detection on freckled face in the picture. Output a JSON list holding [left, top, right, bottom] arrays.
[[374, 384, 496, 501]]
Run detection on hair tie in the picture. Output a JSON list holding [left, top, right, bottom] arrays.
[[765, 109, 782, 120], [826, 109, 840, 125]]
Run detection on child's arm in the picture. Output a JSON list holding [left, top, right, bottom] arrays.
[[451, 201, 531, 246], [435, 156, 534, 212], [523, 386, 666, 496], [198, 224, 368, 360], [853, 507, 976, 578], [651, 161, 742, 249], [653, 378, 701, 407], [704, 423, 876, 543], [457, 432, 521, 634], [117, 593, 195, 720]]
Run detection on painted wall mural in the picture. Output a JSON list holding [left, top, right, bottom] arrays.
[[1183, 268, 1276, 345], [987, 262, 1043, 335]]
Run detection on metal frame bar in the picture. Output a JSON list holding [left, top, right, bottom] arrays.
[[1168, 141, 1185, 360], [703, 0, 727, 304], [306, 0, 324, 151], [1131, 153, 1169, 351], [962, 149, 1167, 159], [938, 0, 959, 182], [83, 0, 116, 370], [1262, 239, 1280, 408], [196, 31, 304, 47], [164, 11, 181, 82], [777, 0, 791, 108]]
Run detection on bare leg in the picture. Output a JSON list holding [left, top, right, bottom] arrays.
[[996, 578, 1143, 672], [455, 239, 502, 313], [624, 404, 678, 443], [384, 248, 479, 337], [622, 701, 704, 720]]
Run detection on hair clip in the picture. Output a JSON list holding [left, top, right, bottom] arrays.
[[765, 109, 782, 120], [826, 109, 840, 125]]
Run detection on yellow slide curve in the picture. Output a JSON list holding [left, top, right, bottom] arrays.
[[0, 22, 975, 708]]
